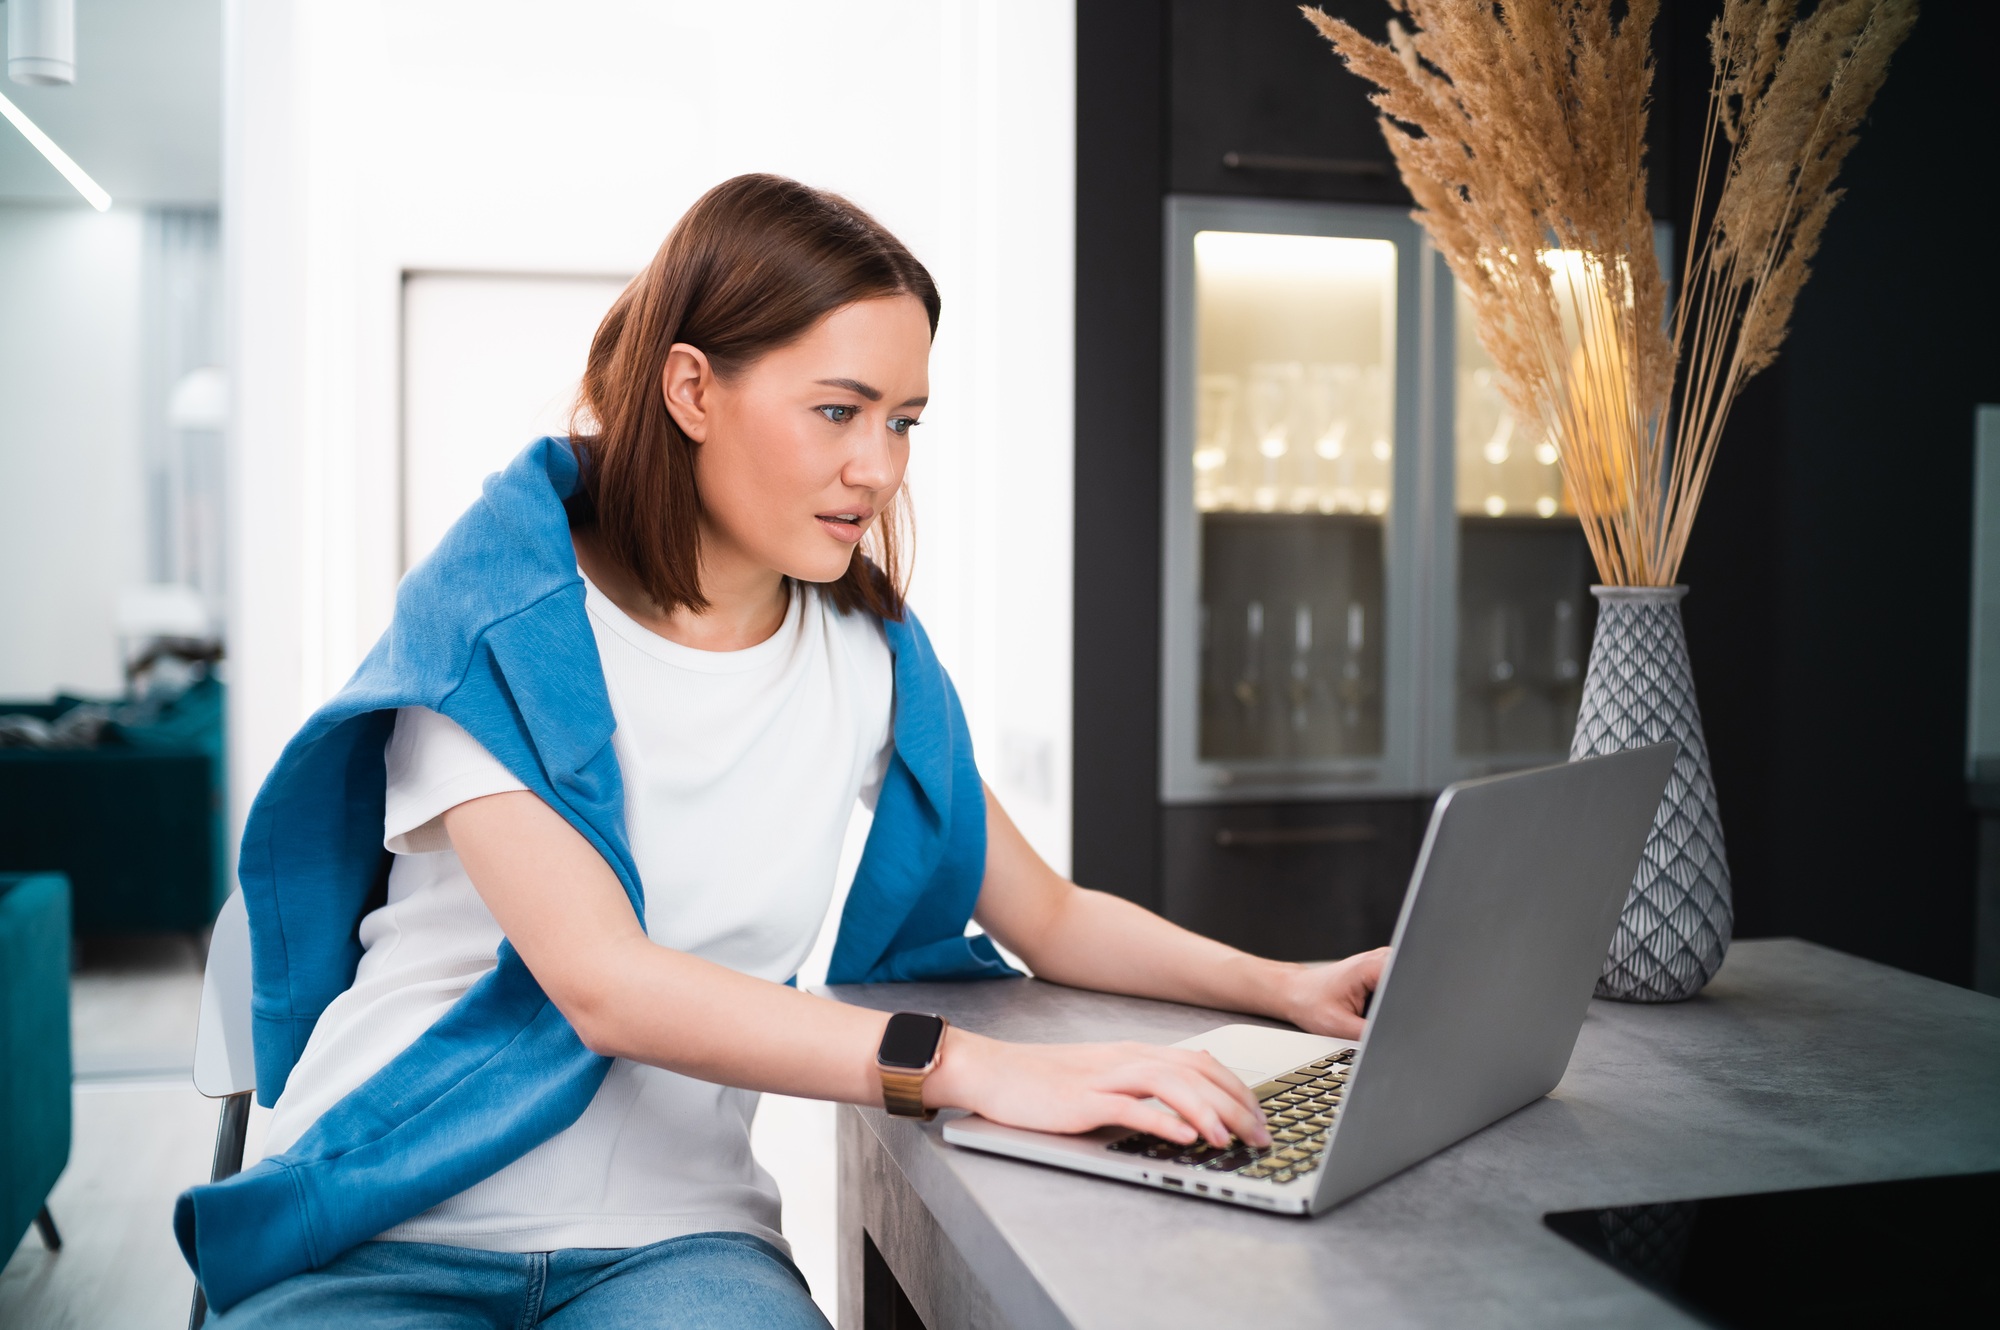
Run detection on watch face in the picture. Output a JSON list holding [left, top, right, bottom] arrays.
[[879, 1012, 946, 1069]]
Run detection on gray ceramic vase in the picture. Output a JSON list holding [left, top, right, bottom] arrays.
[[1568, 585, 1733, 1001]]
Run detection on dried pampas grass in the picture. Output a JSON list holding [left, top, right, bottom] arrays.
[[1305, 0, 1917, 586]]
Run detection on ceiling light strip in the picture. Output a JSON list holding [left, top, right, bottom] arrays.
[[0, 89, 111, 211]]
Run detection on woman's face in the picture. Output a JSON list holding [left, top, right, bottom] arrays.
[[663, 294, 931, 592]]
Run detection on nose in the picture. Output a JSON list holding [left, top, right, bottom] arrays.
[[843, 418, 903, 493]]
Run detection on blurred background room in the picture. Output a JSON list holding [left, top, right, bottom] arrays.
[[1, 1, 1993, 1327]]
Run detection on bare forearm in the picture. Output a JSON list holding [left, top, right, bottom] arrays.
[[1012, 886, 1305, 1020], [577, 940, 895, 1105], [573, 939, 1255, 1139]]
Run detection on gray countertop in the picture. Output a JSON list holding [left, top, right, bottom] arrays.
[[823, 938, 2000, 1328]]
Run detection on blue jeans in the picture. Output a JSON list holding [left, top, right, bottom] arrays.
[[206, 1231, 830, 1329]]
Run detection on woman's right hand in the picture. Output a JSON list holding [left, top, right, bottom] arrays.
[[924, 1029, 1271, 1150]]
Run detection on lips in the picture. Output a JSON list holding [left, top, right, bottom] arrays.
[[816, 510, 871, 544]]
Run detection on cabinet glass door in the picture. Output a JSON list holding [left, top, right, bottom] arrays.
[[1450, 283, 1594, 768], [1163, 199, 1423, 802]]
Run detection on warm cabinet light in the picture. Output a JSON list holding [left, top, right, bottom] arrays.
[[1193, 229, 1395, 284], [0, 89, 110, 210]]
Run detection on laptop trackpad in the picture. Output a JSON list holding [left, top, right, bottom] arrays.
[[1173, 1024, 1352, 1085]]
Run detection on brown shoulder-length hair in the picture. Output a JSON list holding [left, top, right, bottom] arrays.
[[566, 173, 939, 620]]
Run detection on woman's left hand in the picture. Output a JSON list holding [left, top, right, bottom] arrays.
[[1279, 948, 1391, 1040]]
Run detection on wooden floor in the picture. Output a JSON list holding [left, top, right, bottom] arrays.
[[0, 935, 841, 1327], [4, 1079, 215, 1328]]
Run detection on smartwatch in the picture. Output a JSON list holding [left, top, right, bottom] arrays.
[[876, 1012, 949, 1119]]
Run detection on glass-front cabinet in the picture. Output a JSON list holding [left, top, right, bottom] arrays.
[[1161, 196, 1596, 805], [1449, 282, 1597, 775]]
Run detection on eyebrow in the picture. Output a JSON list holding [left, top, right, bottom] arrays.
[[815, 377, 927, 409]]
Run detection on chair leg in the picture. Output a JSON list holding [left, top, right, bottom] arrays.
[[187, 1092, 254, 1329], [212, 1091, 252, 1183], [33, 1204, 60, 1251]]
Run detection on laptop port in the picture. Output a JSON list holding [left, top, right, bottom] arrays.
[[1220, 1188, 1235, 1199], [1194, 1183, 1209, 1194], [1162, 1176, 1183, 1189]]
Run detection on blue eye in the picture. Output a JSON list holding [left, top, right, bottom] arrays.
[[888, 416, 922, 436], [816, 404, 858, 424]]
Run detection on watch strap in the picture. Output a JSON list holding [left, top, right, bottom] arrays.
[[879, 1064, 935, 1120]]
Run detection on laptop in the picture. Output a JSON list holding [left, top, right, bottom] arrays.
[[944, 744, 1677, 1216]]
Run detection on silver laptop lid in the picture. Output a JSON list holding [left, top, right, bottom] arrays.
[[1312, 743, 1676, 1211]]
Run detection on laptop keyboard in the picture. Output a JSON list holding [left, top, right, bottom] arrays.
[[1103, 1047, 1355, 1186]]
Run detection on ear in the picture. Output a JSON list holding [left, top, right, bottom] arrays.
[[661, 343, 714, 443]]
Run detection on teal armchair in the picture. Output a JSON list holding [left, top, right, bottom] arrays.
[[0, 679, 225, 935], [1, 872, 71, 1257]]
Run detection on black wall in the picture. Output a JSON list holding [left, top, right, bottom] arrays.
[[1074, 0, 1168, 909], [1074, 0, 1999, 984], [1673, 0, 2000, 986]]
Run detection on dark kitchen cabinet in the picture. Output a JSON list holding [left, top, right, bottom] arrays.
[[1161, 798, 1426, 961], [1168, 0, 1409, 206], [1165, 0, 1671, 216]]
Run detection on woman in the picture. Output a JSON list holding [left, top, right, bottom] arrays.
[[181, 174, 1387, 1327]]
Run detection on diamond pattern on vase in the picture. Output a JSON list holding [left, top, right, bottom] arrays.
[[1569, 587, 1733, 1002]]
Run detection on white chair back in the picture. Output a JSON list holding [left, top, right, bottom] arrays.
[[193, 889, 257, 1098]]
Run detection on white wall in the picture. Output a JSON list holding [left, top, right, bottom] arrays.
[[399, 273, 629, 570], [226, 0, 1075, 866], [0, 205, 147, 697]]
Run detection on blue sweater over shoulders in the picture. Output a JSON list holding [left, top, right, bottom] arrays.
[[175, 437, 1012, 1312]]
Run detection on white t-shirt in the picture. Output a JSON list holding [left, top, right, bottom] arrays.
[[261, 577, 895, 1255]]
